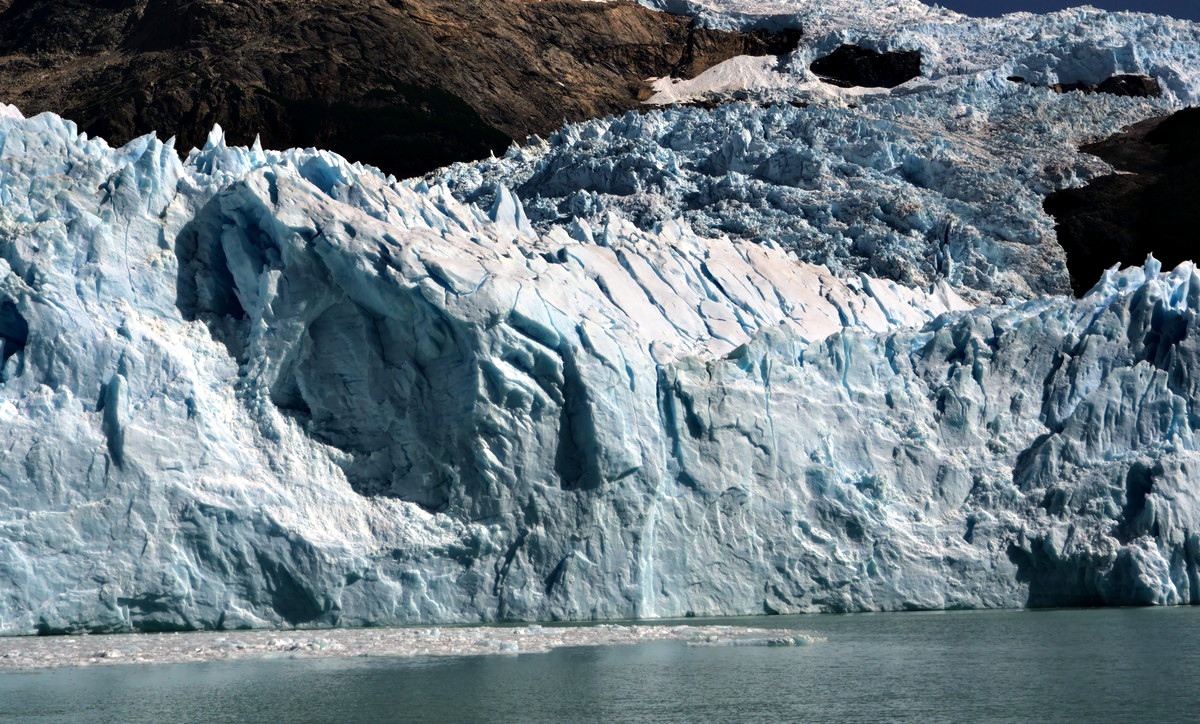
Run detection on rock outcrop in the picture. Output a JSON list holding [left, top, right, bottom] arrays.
[[0, 0, 800, 178], [1007, 74, 1163, 99], [1044, 107, 1200, 295], [1095, 74, 1164, 97], [809, 44, 921, 88]]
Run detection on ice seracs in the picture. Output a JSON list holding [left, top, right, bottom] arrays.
[[444, 6, 1196, 306], [435, 89, 1168, 306], [0, 105, 965, 633], [633, 0, 955, 35]]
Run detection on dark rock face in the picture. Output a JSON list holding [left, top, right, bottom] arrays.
[[1044, 107, 1200, 295], [743, 26, 804, 57], [1095, 74, 1163, 97], [809, 44, 921, 89], [1007, 74, 1162, 98], [0, 0, 800, 178]]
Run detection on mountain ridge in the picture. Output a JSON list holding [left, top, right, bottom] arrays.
[[0, 0, 800, 177]]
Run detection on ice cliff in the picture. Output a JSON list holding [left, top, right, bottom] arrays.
[[0, 106, 969, 632], [3, 0, 1200, 634]]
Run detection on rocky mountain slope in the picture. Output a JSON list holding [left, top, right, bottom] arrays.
[[0, 0, 798, 178]]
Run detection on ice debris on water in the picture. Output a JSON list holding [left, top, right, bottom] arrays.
[[689, 634, 821, 647], [0, 625, 805, 671]]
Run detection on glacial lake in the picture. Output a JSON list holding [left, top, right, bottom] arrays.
[[2, 607, 1198, 722]]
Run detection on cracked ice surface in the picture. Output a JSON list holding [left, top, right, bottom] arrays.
[[434, 93, 1160, 305], [439, 7, 1198, 305]]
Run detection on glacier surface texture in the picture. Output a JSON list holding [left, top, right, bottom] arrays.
[[2, 1, 1200, 633]]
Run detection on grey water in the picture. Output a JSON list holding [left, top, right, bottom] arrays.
[[2, 607, 1199, 723]]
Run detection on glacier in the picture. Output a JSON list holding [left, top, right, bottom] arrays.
[[435, 5, 1200, 304], [2, 0, 1200, 634], [0, 105, 971, 632]]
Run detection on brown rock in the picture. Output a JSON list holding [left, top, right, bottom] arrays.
[[1095, 74, 1162, 98], [0, 0, 800, 178], [1010, 73, 1162, 99]]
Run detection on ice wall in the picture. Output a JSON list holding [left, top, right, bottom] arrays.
[[0, 107, 962, 633], [1, 99, 1199, 633], [2, 0, 1200, 636]]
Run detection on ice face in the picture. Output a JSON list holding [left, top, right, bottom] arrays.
[[632, 0, 956, 34], [1, 2, 1200, 634], [0, 107, 968, 633], [1, 104, 1198, 634]]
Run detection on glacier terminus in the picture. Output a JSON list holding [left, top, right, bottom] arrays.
[[2, 0, 1200, 634]]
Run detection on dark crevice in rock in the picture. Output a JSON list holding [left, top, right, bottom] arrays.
[[172, 195, 250, 363], [672, 17, 802, 79], [660, 90, 809, 111], [493, 530, 528, 600], [1096, 75, 1163, 97], [269, 373, 314, 420], [256, 553, 327, 626], [116, 593, 174, 616], [1008, 542, 1108, 608], [0, 299, 28, 362], [810, 44, 921, 89], [555, 346, 602, 491], [100, 375, 126, 468], [1118, 462, 1160, 543], [1007, 73, 1162, 98], [1044, 107, 1200, 296]]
